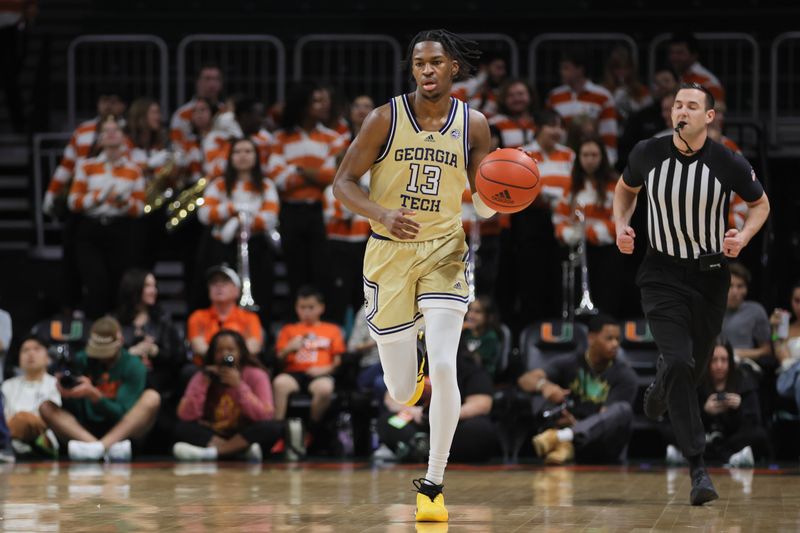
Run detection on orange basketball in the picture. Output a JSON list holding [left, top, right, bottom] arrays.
[[476, 148, 541, 213]]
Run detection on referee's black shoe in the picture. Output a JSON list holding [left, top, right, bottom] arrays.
[[643, 355, 668, 420], [690, 467, 719, 506]]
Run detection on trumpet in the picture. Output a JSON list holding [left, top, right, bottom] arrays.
[[561, 207, 598, 321], [143, 158, 177, 215], [165, 177, 209, 232]]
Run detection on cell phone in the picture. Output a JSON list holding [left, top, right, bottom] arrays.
[[716, 392, 727, 401]]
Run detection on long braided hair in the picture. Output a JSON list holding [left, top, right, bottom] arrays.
[[404, 29, 481, 82]]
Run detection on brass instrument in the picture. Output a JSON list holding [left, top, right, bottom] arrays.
[[237, 210, 258, 311], [165, 177, 209, 232], [561, 207, 598, 321], [143, 158, 176, 215]]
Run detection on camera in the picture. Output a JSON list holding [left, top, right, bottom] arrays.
[[54, 344, 82, 389], [222, 354, 236, 368], [716, 392, 727, 402]]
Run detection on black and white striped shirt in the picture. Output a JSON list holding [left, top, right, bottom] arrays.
[[623, 136, 763, 259]]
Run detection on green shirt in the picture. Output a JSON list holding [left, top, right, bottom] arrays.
[[461, 329, 500, 376], [65, 349, 146, 424]]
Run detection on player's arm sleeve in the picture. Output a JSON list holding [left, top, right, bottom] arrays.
[[621, 141, 646, 188], [728, 154, 764, 203]]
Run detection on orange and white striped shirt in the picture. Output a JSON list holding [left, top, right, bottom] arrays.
[[169, 99, 197, 146], [452, 74, 499, 119], [521, 140, 575, 210], [67, 152, 145, 218], [488, 114, 536, 149], [323, 172, 371, 242], [682, 62, 725, 105], [202, 129, 274, 179], [267, 125, 339, 203], [175, 136, 206, 184], [720, 136, 747, 230], [198, 177, 280, 241], [46, 118, 100, 201], [553, 178, 618, 246], [546, 81, 618, 164]]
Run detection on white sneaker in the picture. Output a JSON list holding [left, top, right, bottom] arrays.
[[173, 442, 217, 461], [107, 440, 132, 462], [11, 439, 32, 455], [68, 440, 105, 461], [665, 444, 687, 466], [244, 443, 262, 463], [371, 443, 397, 462], [727, 445, 755, 468], [0, 448, 15, 463]]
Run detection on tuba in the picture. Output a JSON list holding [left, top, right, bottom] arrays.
[[561, 207, 598, 320], [143, 155, 177, 214], [165, 176, 209, 232]]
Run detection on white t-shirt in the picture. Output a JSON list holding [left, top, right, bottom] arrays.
[[2, 374, 61, 419]]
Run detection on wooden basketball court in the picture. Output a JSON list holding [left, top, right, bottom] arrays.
[[0, 461, 796, 531]]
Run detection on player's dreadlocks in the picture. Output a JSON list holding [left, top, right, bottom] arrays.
[[404, 29, 481, 82]]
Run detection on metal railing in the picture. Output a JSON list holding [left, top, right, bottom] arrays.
[[770, 32, 800, 146], [67, 35, 168, 128], [31, 133, 71, 254], [648, 33, 759, 120], [462, 33, 520, 78], [176, 34, 286, 107], [293, 34, 402, 105], [528, 33, 638, 93]]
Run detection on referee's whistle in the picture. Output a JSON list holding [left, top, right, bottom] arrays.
[[674, 121, 688, 132]]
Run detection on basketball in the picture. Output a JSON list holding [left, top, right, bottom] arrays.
[[476, 148, 541, 213]]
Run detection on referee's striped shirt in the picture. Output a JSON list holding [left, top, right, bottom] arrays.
[[623, 136, 764, 259]]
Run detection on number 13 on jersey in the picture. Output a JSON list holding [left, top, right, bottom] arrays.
[[406, 163, 441, 195]]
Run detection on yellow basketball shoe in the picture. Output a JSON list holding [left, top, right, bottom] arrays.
[[404, 351, 427, 407], [414, 478, 448, 522]]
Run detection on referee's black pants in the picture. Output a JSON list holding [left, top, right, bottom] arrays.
[[637, 249, 730, 458]]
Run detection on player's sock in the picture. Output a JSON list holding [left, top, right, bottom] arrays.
[[421, 307, 464, 486], [556, 428, 574, 442], [376, 335, 419, 405]]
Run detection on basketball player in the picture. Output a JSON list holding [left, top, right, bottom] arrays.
[[333, 30, 494, 522]]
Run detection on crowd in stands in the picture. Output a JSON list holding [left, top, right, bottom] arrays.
[[0, 32, 792, 466]]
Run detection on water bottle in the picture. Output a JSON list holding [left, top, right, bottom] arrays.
[[337, 412, 354, 457], [778, 310, 791, 340]]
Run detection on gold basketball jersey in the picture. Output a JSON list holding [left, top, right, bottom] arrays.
[[369, 94, 470, 242]]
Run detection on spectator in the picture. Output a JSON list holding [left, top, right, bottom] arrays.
[[667, 33, 725, 104], [520, 314, 636, 464], [187, 265, 264, 361], [488, 79, 538, 149], [173, 330, 281, 461], [508, 110, 574, 327], [115, 269, 185, 398], [350, 305, 384, 403], [697, 342, 770, 466], [203, 96, 273, 178], [772, 282, 800, 410], [0, 307, 10, 356], [721, 263, 771, 364], [170, 64, 224, 146], [318, 85, 351, 144], [39, 316, 161, 462], [377, 340, 498, 462], [553, 135, 621, 317], [452, 52, 509, 119], [197, 138, 279, 325], [267, 82, 338, 301], [175, 97, 217, 185], [0, 0, 36, 132], [461, 296, 501, 379], [67, 115, 146, 319], [2, 335, 60, 458], [546, 49, 618, 164], [618, 66, 679, 169], [273, 287, 345, 425], [346, 94, 375, 141], [654, 92, 677, 138], [564, 113, 600, 155], [603, 46, 652, 130]]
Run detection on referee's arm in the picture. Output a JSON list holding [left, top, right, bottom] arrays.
[[612, 179, 641, 255], [722, 193, 769, 258]]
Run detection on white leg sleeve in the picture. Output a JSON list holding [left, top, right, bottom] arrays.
[[376, 333, 419, 405], [422, 307, 465, 485]]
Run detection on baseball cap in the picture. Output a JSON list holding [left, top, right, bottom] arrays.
[[206, 264, 242, 290], [86, 316, 122, 359]]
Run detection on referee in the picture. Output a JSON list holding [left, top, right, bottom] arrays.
[[613, 82, 770, 505]]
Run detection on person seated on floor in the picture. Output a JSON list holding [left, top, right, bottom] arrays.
[[187, 264, 264, 362], [696, 342, 771, 467], [2, 335, 61, 458], [376, 335, 498, 463], [272, 286, 345, 430], [172, 329, 281, 462], [38, 316, 161, 462], [722, 262, 772, 369], [773, 281, 800, 411], [460, 296, 502, 381], [519, 314, 637, 465]]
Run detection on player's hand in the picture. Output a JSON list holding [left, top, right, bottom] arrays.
[[379, 208, 419, 240], [723, 229, 746, 258], [616, 225, 636, 254]]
